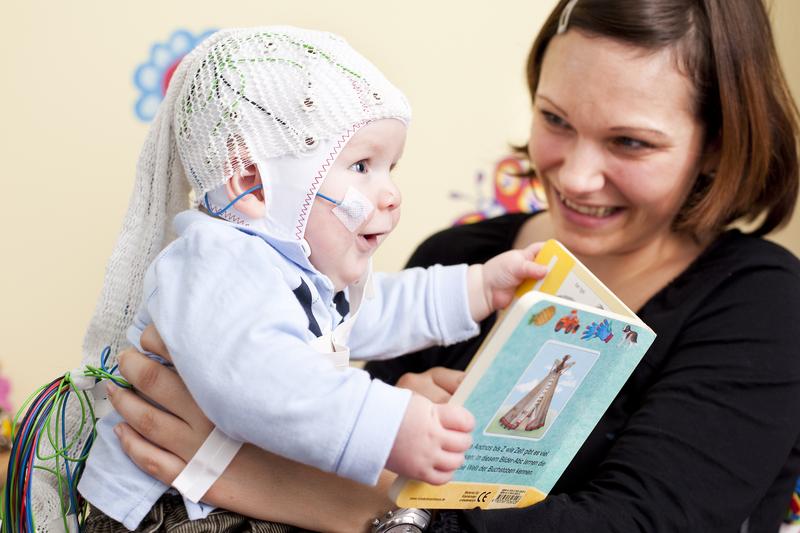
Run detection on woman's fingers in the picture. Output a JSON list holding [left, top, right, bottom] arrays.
[[396, 367, 466, 403], [106, 381, 199, 461], [395, 372, 450, 403], [140, 324, 172, 363], [429, 367, 466, 396], [117, 349, 212, 432], [114, 423, 186, 485]]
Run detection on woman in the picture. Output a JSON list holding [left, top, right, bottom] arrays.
[[106, 0, 800, 531]]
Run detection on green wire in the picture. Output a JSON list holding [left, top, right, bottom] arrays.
[[5, 362, 132, 532]]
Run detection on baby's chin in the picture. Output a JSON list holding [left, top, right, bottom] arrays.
[[333, 265, 372, 292]]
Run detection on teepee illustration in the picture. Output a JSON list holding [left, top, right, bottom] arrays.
[[499, 355, 575, 431]]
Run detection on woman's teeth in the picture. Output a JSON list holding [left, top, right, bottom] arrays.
[[560, 194, 617, 217]]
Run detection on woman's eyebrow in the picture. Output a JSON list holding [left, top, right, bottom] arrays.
[[538, 92, 669, 139], [536, 94, 569, 117], [609, 125, 669, 139]]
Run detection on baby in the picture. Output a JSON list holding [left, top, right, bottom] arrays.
[[78, 27, 544, 530]]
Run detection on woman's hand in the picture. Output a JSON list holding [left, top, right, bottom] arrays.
[[107, 349, 211, 481], [110, 325, 394, 532], [395, 366, 466, 403]]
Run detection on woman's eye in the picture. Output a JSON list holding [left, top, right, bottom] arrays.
[[349, 160, 368, 173], [612, 136, 654, 150], [542, 110, 570, 129]]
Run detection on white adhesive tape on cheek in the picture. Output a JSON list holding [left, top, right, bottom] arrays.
[[171, 427, 243, 503], [332, 187, 374, 232]]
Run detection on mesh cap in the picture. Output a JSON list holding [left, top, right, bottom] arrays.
[[82, 26, 410, 367]]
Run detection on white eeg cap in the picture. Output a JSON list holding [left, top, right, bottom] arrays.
[[82, 26, 411, 366]]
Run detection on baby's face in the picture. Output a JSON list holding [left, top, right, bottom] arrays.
[[305, 119, 407, 290]]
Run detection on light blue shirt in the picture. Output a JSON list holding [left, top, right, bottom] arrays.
[[79, 210, 478, 529]]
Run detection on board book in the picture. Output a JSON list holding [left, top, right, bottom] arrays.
[[390, 240, 655, 509]]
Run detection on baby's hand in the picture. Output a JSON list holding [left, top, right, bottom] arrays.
[[385, 394, 475, 485], [468, 242, 547, 321]]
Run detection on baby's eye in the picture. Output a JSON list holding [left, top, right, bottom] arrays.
[[349, 160, 368, 173]]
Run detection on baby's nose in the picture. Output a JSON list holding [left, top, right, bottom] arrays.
[[378, 181, 401, 210]]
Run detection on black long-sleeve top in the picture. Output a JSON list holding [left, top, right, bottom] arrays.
[[366, 213, 800, 532]]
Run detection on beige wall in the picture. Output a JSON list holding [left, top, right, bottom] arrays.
[[771, 0, 800, 251], [0, 1, 558, 408], [1, 1, 797, 408]]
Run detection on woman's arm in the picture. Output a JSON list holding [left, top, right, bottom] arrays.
[[109, 348, 395, 533]]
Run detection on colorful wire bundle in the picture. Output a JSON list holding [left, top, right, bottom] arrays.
[[1, 348, 130, 532]]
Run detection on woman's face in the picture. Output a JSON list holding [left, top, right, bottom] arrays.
[[529, 30, 711, 258]]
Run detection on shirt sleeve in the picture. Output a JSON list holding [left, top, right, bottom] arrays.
[[463, 266, 800, 531], [348, 264, 479, 360], [142, 224, 410, 486]]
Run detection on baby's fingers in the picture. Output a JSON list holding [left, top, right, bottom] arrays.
[[442, 428, 473, 453], [521, 241, 545, 260], [434, 450, 467, 474], [522, 261, 549, 280], [420, 468, 455, 486], [436, 404, 475, 433]]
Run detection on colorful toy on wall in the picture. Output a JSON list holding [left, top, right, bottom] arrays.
[[0, 368, 11, 451], [451, 155, 547, 225], [133, 29, 217, 122]]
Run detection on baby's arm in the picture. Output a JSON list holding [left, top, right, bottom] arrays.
[[467, 243, 546, 321], [349, 264, 479, 360], [350, 244, 546, 361]]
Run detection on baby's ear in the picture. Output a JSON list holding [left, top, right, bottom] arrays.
[[226, 164, 266, 218]]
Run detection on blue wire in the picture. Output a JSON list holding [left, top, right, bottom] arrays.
[[204, 184, 264, 217], [315, 192, 341, 206], [100, 346, 112, 373], [100, 345, 121, 378], [203, 183, 343, 219]]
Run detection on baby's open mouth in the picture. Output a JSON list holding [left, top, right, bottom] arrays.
[[358, 232, 383, 247]]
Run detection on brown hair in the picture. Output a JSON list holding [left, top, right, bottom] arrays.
[[524, 0, 799, 236]]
